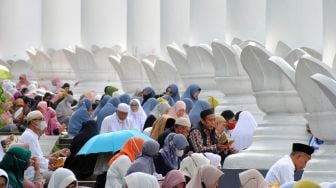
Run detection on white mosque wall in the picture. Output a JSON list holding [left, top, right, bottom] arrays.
[[265, 0, 323, 53], [322, 0, 336, 67], [81, 0, 127, 50], [160, 0, 190, 53], [127, 0, 160, 58], [190, 0, 226, 45], [226, 0, 266, 45], [0, 0, 42, 60], [42, 0, 81, 49]]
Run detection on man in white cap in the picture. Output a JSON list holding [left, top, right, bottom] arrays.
[[18, 110, 70, 181], [100, 103, 137, 133], [157, 117, 191, 148]]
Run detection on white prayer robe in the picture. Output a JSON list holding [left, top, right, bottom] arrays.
[[265, 155, 295, 185]]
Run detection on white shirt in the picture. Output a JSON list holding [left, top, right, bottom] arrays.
[[19, 128, 49, 179], [100, 113, 138, 134], [265, 155, 295, 185], [105, 155, 132, 188]]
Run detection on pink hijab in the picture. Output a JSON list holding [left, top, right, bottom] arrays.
[[16, 74, 30, 91], [162, 169, 186, 188], [167, 100, 186, 119], [51, 77, 63, 93], [37, 101, 60, 135]]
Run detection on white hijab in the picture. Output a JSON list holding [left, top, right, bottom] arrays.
[[230, 111, 257, 151], [239, 169, 268, 188], [179, 153, 210, 178], [129, 99, 147, 131], [0, 169, 8, 188], [124, 172, 160, 188], [48, 168, 77, 188]]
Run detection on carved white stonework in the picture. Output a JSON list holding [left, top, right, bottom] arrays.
[[284, 48, 307, 68], [295, 56, 336, 182], [141, 56, 183, 93], [109, 54, 150, 93], [273, 40, 291, 58], [300, 47, 323, 61], [224, 44, 308, 170]]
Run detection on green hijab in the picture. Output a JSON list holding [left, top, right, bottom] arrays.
[[105, 86, 118, 96], [0, 146, 31, 188]]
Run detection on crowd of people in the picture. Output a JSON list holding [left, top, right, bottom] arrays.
[[0, 74, 332, 188]]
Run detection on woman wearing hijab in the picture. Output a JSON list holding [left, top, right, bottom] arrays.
[[182, 84, 201, 103], [179, 153, 210, 183], [16, 74, 30, 91], [143, 98, 159, 116], [0, 146, 44, 188], [162, 169, 186, 188], [64, 120, 98, 179], [37, 101, 61, 135], [168, 100, 187, 119], [239, 169, 268, 188], [68, 99, 92, 137], [230, 111, 257, 151], [124, 172, 160, 188], [126, 140, 160, 175], [188, 100, 211, 127], [55, 94, 74, 126], [51, 77, 63, 94], [143, 102, 171, 131], [48, 168, 77, 188], [150, 115, 175, 140], [128, 99, 147, 131], [182, 98, 193, 114], [154, 133, 189, 176], [141, 87, 156, 105], [91, 95, 110, 119], [186, 165, 224, 188], [166, 84, 180, 102], [119, 94, 131, 105], [96, 97, 120, 132], [105, 137, 145, 188], [0, 169, 8, 188]]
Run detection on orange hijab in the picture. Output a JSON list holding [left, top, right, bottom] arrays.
[[108, 137, 144, 166]]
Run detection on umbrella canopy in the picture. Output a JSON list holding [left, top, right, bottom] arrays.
[[76, 130, 153, 155], [0, 65, 11, 79]]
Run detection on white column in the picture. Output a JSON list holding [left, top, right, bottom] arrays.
[[226, 0, 266, 44], [81, 0, 127, 49], [42, 0, 81, 49], [160, 0, 190, 48], [127, 0, 160, 58], [0, 0, 42, 60], [266, 0, 323, 52], [323, 0, 336, 67], [190, 0, 226, 44]]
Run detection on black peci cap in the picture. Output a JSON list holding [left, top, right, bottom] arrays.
[[292, 143, 314, 155]]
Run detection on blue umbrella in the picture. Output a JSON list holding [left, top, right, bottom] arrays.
[[76, 130, 153, 155]]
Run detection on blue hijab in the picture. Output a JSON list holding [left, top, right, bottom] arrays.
[[68, 99, 92, 136], [143, 98, 159, 115], [96, 97, 120, 131], [189, 100, 211, 127], [159, 133, 189, 169], [182, 98, 194, 114], [142, 87, 156, 105], [182, 84, 201, 103], [119, 94, 131, 104], [167, 84, 180, 102], [92, 95, 111, 118]]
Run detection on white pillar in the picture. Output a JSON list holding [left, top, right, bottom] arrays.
[[226, 0, 266, 44], [323, 0, 336, 67], [266, 0, 323, 52], [190, 0, 226, 44], [127, 0, 160, 58], [0, 0, 42, 60], [42, 0, 81, 49], [161, 0, 190, 48], [81, 0, 127, 49]]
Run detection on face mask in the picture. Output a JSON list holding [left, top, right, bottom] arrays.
[[38, 121, 47, 131], [227, 122, 236, 130], [175, 149, 184, 157]]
